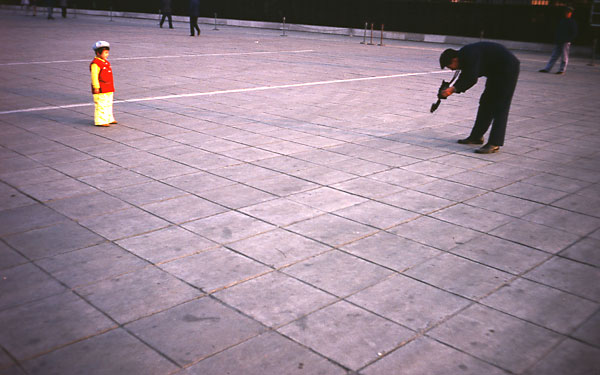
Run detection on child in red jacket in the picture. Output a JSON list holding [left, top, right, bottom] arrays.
[[90, 41, 117, 126]]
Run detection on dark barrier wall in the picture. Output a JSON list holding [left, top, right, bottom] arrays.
[[4, 0, 595, 44]]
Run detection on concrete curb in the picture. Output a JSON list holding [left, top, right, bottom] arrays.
[[2, 5, 593, 56]]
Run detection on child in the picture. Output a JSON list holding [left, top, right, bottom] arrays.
[[90, 40, 117, 127]]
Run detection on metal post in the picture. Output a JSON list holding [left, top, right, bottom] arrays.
[[368, 23, 374, 45], [360, 22, 367, 44], [109, 6, 113, 21], [378, 24, 384, 46], [281, 17, 287, 36], [213, 13, 219, 30]]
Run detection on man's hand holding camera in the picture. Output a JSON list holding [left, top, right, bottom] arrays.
[[439, 86, 455, 99]]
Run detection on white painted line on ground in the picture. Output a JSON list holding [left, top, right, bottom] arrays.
[[0, 103, 93, 114], [0, 70, 449, 115], [0, 50, 316, 66]]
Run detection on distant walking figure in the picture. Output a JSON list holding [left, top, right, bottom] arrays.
[[59, 0, 66, 18], [30, 0, 37, 16], [189, 0, 200, 36], [160, 0, 173, 29], [539, 6, 578, 75], [46, 0, 55, 19], [21, 0, 30, 13]]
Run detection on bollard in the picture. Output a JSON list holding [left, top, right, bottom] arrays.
[[213, 13, 219, 30], [378, 24, 385, 46], [281, 16, 287, 37], [480, 30, 484, 41], [73, 3, 77, 18], [368, 23, 374, 45], [360, 22, 367, 44], [158, 9, 161, 25], [109, 6, 113, 22]]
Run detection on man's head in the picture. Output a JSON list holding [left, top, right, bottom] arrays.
[[439, 49, 459, 70], [565, 6, 574, 18]]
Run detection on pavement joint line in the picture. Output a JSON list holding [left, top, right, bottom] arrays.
[[0, 49, 316, 66], [0, 70, 449, 115]]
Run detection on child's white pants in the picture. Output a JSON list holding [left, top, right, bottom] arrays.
[[93, 92, 115, 126]]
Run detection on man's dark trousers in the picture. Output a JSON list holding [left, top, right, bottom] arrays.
[[160, 14, 173, 28], [469, 61, 520, 146]]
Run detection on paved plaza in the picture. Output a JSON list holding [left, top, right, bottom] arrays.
[[1, 9, 599, 375]]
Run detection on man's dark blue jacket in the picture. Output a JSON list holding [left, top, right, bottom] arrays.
[[189, 0, 200, 16], [555, 18, 578, 44], [453, 42, 520, 94]]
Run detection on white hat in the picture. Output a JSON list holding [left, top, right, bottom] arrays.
[[93, 40, 110, 51]]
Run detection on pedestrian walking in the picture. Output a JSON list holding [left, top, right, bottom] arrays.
[[46, 0, 55, 19], [438, 42, 520, 154], [189, 0, 200, 36], [539, 6, 578, 75], [59, 0, 67, 18], [21, 0, 30, 13], [160, 0, 173, 29], [30, 0, 37, 16], [90, 41, 117, 127]]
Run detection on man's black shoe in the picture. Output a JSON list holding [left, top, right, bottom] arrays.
[[556, 71, 564, 75], [457, 137, 484, 145], [475, 144, 500, 154], [538, 69, 549, 73]]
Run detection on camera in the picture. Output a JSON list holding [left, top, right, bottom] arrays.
[[430, 80, 450, 113]]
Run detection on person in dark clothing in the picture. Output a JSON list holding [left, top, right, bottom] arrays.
[[30, 0, 38, 16], [189, 0, 200, 36], [439, 42, 520, 154], [46, 0, 55, 19], [160, 0, 173, 29], [59, 0, 66, 18], [539, 7, 578, 75]]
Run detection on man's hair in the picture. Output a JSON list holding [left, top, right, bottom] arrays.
[[439, 49, 458, 69]]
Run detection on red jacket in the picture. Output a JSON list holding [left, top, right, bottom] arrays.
[[90, 57, 115, 93]]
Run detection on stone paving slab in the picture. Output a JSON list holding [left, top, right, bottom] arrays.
[[0, 291, 116, 361], [1, 9, 599, 375], [23, 328, 180, 375]]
